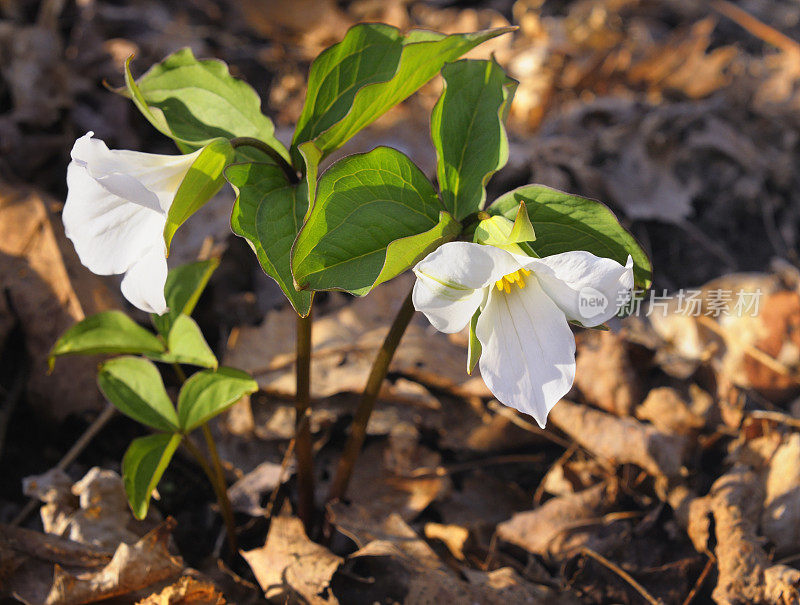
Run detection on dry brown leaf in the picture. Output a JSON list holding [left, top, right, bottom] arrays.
[[574, 330, 640, 415], [540, 457, 606, 499], [226, 461, 285, 517], [435, 470, 529, 531], [496, 483, 623, 563], [761, 433, 800, 557], [8, 520, 183, 605], [549, 400, 688, 479], [628, 18, 735, 98], [1, 524, 112, 569], [24, 466, 155, 548], [423, 523, 469, 561], [688, 465, 800, 604], [135, 576, 226, 605], [330, 514, 571, 604], [340, 440, 449, 522], [636, 387, 706, 435], [0, 186, 104, 418], [742, 290, 800, 400], [242, 515, 341, 604], [223, 274, 489, 400]]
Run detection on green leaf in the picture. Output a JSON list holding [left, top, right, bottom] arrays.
[[123, 49, 289, 162], [291, 23, 514, 163], [152, 259, 219, 337], [292, 146, 460, 296], [97, 356, 179, 431], [177, 367, 258, 432], [467, 309, 481, 375], [164, 139, 234, 250], [227, 142, 320, 317], [487, 185, 652, 289], [474, 202, 536, 250], [431, 59, 517, 221], [49, 311, 165, 370], [123, 433, 181, 519], [149, 315, 217, 369]]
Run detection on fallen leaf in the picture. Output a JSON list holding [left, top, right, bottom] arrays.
[[135, 576, 226, 605], [8, 520, 183, 605], [496, 483, 623, 562], [0, 186, 104, 418], [242, 516, 341, 604], [549, 400, 689, 479], [24, 466, 156, 548], [574, 330, 640, 416]]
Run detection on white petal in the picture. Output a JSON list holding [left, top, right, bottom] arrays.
[[412, 242, 521, 334], [528, 252, 634, 327], [120, 247, 169, 314], [64, 161, 167, 275], [412, 273, 486, 333], [413, 241, 524, 291], [70, 132, 200, 213], [476, 279, 576, 428]]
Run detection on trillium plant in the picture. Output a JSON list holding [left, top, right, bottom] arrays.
[[51, 22, 651, 548]]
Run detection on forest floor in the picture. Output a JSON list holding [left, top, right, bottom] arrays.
[[3, 0, 800, 603]]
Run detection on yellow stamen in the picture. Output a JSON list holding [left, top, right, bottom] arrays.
[[495, 268, 531, 293]]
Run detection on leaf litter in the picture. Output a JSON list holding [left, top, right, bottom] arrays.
[[5, 0, 800, 602]]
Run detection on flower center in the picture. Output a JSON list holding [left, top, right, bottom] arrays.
[[495, 268, 531, 294]]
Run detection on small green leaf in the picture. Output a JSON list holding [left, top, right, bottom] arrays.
[[487, 185, 652, 289], [97, 356, 178, 431], [431, 59, 517, 221], [50, 311, 165, 370], [123, 433, 181, 519], [123, 49, 289, 162], [292, 24, 514, 163], [152, 259, 219, 337], [474, 202, 536, 251], [467, 309, 482, 374], [227, 142, 320, 317], [164, 139, 234, 250], [177, 367, 258, 432], [149, 315, 217, 369], [292, 146, 459, 296]]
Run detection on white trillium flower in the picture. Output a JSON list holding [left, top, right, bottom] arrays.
[[412, 241, 634, 427], [64, 132, 203, 314]]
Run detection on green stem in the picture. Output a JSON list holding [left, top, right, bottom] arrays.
[[327, 287, 416, 503], [183, 434, 238, 554], [295, 310, 315, 531], [230, 137, 299, 184], [174, 362, 237, 554], [171, 362, 187, 383], [201, 423, 238, 554]]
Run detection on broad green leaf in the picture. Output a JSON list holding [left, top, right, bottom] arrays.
[[123, 49, 289, 162], [152, 259, 219, 337], [177, 367, 258, 432], [97, 356, 178, 431], [149, 315, 217, 369], [488, 185, 652, 289], [292, 146, 459, 295], [164, 139, 234, 250], [291, 23, 514, 163], [49, 311, 165, 370], [431, 59, 517, 221], [123, 433, 181, 519], [227, 142, 320, 317]]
